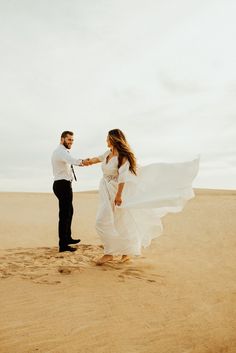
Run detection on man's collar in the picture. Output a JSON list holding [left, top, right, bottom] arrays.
[[60, 144, 68, 151]]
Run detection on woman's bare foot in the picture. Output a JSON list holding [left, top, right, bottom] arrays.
[[120, 255, 131, 263], [96, 254, 113, 266]]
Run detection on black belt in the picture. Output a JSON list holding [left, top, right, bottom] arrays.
[[54, 179, 72, 183]]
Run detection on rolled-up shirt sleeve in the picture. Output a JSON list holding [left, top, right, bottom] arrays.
[[60, 149, 82, 165]]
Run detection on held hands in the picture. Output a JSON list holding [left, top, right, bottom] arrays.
[[81, 158, 91, 166], [114, 193, 122, 206], [80, 158, 97, 166]]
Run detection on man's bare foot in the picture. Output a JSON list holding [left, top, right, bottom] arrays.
[[120, 255, 130, 263], [96, 255, 113, 266]]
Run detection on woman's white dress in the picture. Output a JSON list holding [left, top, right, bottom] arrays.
[[96, 150, 199, 256]]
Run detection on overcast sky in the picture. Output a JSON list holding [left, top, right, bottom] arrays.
[[0, 0, 235, 192]]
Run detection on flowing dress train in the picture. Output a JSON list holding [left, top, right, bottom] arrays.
[[95, 150, 199, 256]]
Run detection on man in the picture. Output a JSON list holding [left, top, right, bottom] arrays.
[[51, 131, 89, 252]]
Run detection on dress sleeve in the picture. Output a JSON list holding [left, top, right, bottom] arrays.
[[98, 150, 110, 162], [118, 160, 135, 183]]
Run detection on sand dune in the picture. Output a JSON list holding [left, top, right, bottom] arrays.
[[0, 190, 236, 353]]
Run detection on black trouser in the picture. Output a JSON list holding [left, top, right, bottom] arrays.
[[53, 180, 73, 248]]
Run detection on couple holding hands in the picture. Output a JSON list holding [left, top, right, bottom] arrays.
[[52, 129, 199, 265]]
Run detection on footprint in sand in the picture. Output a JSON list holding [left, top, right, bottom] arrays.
[[0, 244, 103, 284], [119, 267, 165, 283], [0, 245, 164, 285], [58, 267, 72, 274], [94, 259, 164, 284]]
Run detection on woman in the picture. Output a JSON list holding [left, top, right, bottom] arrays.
[[87, 129, 199, 265]]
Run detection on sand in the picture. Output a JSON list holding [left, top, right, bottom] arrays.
[[0, 189, 236, 353]]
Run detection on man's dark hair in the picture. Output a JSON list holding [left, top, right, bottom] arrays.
[[61, 131, 74, 139]]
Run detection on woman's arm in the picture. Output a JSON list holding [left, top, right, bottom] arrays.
[[88, 157, 101, 165], [114, 183, 125, 206], [115, 157, 128, 206], [84, 151, 109, 166]]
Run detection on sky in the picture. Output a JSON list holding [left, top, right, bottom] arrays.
[[0, 0, 235, 192]]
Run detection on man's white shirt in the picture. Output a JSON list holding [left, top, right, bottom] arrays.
[[51, 144, 82, 181]]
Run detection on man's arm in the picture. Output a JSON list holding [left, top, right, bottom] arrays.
[[60, 149, 83, 166]]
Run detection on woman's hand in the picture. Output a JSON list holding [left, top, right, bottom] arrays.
[[82, 158, 90, 166], [115, 193, 122, 206]]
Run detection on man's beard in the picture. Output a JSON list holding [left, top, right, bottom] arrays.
[[63, 142, 71, 149]]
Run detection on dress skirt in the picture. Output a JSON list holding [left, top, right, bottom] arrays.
[[95, 158, 199, 256]]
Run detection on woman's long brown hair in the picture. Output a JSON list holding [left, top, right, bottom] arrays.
[[108, 129, 137, 175]]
